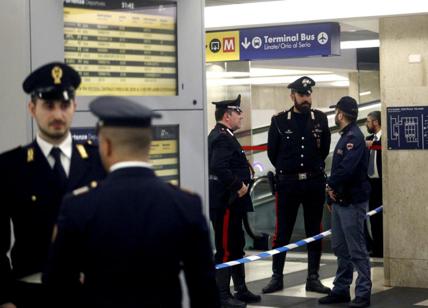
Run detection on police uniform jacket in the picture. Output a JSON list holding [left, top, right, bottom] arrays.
[[44, 166, 219, 308], [328, 122, 371, 204], [267, 107, 331, 175], [0, 140, 105, 305], [208, 123, 253, 213]]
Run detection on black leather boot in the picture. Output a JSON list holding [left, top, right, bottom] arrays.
[[306, 251, 331, 294], [231, 264, 261, 303], [262, 253, 285, 293], [216, 268, 247, 308]]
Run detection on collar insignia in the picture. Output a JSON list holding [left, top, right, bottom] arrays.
[[76, 144, 88, 159], [27, 148, 34, 162]]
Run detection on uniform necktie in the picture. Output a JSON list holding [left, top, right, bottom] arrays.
[[368, 135, 377, 176], [50, 147, 68, 191]]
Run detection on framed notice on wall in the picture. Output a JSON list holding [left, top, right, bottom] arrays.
[[71, 124, 180, 184], [64, 0, 177, 96]]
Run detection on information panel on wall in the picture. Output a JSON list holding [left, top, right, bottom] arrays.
[[387, 106, 428, 150], [63, 0, 177, 96], [71, 125, 180, 184]]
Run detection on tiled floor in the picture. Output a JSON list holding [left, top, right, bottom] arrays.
[[230, 251, 428, 308]]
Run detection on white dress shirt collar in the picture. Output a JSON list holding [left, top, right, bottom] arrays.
[[36, 133, 73, 160], [110, 161, 153, 172]]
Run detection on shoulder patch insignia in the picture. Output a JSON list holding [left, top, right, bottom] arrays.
[[346, 143, 354, 150], [76, 144, 88, 159]]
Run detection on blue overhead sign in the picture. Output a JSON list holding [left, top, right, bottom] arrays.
[[239, 22, 340, 61], [387, 106, 428, 150]]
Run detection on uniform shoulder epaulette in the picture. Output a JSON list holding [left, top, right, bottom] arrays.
[[272, 111, 286, 118], [0, 146, 23, 163], [168, 183, 196, 196], [72, 180, 99, 196]]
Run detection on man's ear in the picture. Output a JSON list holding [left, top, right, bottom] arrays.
[[28, 101, 36, 118]]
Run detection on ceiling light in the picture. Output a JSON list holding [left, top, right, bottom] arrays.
[[360, 91, 372, 96], [341, 40, 379, 49], [205, 0, 428, 29]]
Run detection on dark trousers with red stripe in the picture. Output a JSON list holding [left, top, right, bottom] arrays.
[[272, 176, 326, 277], [212, 205, 246, 264]]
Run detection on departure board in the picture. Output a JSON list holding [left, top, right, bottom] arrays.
[[71, 124, 180, 185], [63, 0, 177, 96]]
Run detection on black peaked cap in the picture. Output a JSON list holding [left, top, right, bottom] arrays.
[[89, 96, 162, 128]]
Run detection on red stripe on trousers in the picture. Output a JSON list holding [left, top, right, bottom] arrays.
[[272, 192, 279, 247], [222, 208, 231, 262]]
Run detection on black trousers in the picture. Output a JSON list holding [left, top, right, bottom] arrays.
[[273, 176, 325, 254], [211, 204, 246, 265], [367, 178, 383, 257]]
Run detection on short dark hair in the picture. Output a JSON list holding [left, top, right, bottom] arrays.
[[215, 108, 232, 121], [367, 111, 381, 126], [338, 108, 357, 123]]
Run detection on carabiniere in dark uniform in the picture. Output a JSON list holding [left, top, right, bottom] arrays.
[[0, 62, 106, 308], [263, 76, 331, 294], [208, 95, 260, 307]]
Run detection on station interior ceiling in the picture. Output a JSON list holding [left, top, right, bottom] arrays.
[[204, 0, 380, 93]]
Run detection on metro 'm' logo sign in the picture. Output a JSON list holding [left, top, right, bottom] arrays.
[[223, 37, 235, 52]]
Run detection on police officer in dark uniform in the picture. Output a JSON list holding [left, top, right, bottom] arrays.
[[0, 62, 106, 308], [319, 96, 371, 308], [44, 97, 220, 308], [208, 95, 261, 308], [263, 76, 331, 294]]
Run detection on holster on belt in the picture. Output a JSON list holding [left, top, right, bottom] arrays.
[[267, 171, 276, 195]]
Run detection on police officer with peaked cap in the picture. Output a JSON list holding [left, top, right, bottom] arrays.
[[319, 96, 371, 308], [263, 76, 331, 294], [0, 62, 106, 308], [43, 97, 220, 308], [208, 95, 261, 308]]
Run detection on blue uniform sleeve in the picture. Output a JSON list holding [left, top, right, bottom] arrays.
[[210, 134, 242, 192], [267, 116, 280, 167], [328, 133, 365, 192], [182, 195, 220, 308]]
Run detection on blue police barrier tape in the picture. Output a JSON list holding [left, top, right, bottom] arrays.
[[215, 205, 383, 270]]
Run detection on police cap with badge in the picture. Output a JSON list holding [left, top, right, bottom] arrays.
[[287, 76, 315, 95], [212, 94, 242, 114], [330, 96, 358, 119], [89, 96, 162, 129], [22, 62, 81, 101]]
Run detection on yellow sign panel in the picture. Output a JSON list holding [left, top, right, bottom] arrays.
[[206, 31, 240, 62], [63, 3, 177, 96]]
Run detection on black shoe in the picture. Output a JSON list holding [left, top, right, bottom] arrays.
[[349, 297, 370, 307], [305, 278, 331, 294], [262, 277, 283, 293], [220, 295, 247, 308], [234, 289, 261, 303], [318, 292, 351, 304]]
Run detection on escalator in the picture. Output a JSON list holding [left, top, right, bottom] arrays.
[[242, 100, 380, 251]]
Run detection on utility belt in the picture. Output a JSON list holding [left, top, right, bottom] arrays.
[[276, 170, 324, 181]]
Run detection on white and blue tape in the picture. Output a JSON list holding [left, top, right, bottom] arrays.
[[216, 205, 383, 270]]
